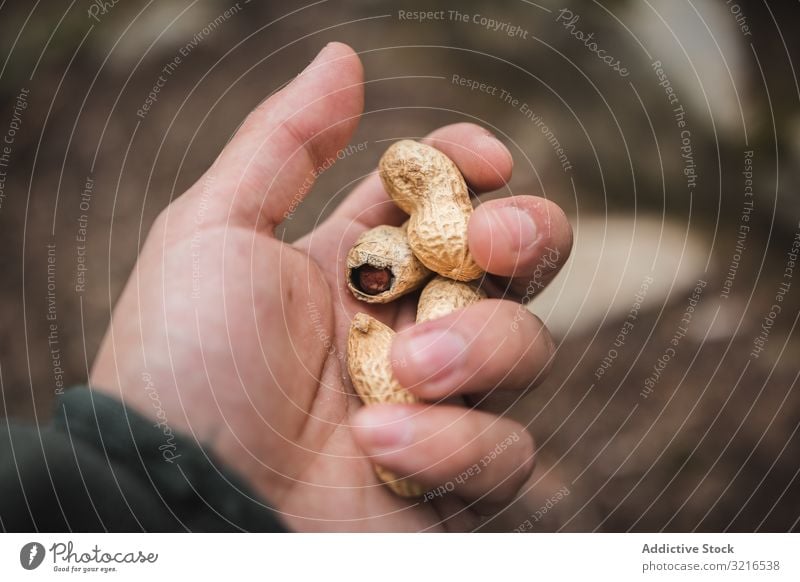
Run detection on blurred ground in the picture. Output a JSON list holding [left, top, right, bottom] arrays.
[[0, 0, 798, 531]]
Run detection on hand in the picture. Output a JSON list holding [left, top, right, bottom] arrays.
[[91, 43, 572, 531]]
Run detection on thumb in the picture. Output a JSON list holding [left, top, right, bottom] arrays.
[[195, 42, 364, 232]]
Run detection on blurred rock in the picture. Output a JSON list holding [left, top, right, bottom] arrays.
[[627, 0, 760, 139], [531, 214, 708, 340]]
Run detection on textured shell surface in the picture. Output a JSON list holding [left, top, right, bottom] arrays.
[[416, 276, 487, 323], [379, 140, 483, 281], [347, 313, 418, 405], [347, 313, 423, 497], [408, 204, 481, 281]]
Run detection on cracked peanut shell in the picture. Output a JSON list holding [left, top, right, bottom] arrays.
[[346, 224, 432, 303]]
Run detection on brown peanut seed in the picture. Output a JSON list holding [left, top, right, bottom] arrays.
[[353, 265, 393, 295]]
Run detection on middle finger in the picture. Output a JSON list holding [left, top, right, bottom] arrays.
[[390, 299, 554, 400]]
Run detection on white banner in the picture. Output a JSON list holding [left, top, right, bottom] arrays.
[[1, 533, 797, 581]]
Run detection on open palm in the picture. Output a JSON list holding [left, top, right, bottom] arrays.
[[91, 43, 572, 531]]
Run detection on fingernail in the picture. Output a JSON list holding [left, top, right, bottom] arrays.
[[492, 206, 538, 252], [394, 328, 468, 391], [354, 406, 415, 453]]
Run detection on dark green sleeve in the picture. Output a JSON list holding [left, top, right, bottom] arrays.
[[0, 387, 287, 532]]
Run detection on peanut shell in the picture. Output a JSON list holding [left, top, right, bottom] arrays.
[[416, 276, 487, 323], [346, 224, 431, 303], [379, 140, 483, 281], [347, 313, 425, 498]]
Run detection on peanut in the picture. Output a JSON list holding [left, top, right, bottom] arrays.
[[379, 140, 483, 281], [346, 224, 432, 303], [416, 276, 486, 323], [347, 313, 425, 498]]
